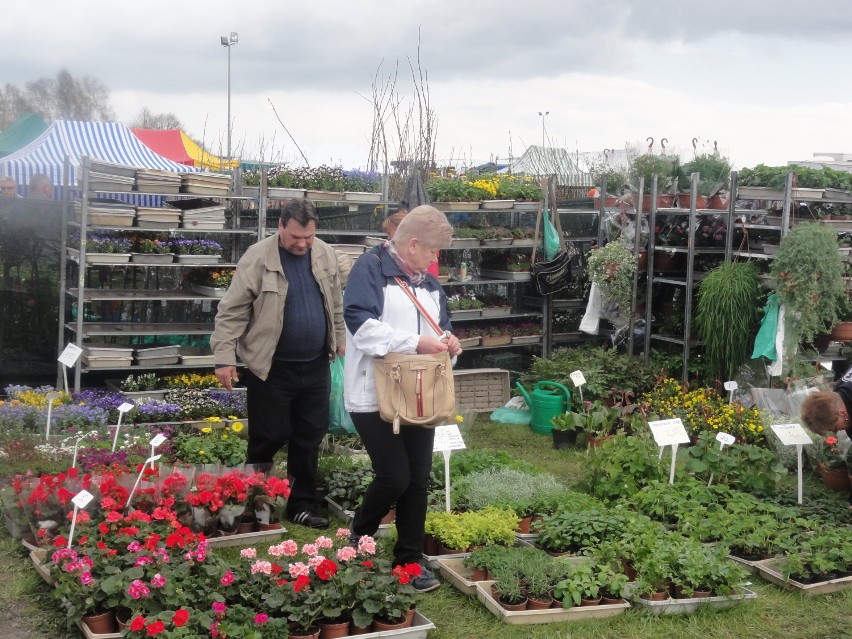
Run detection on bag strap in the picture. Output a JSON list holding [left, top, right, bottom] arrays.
[[393, 276, 444, 337]]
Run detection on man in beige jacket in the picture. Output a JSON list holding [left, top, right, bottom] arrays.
[[211, 199, 345, 528]]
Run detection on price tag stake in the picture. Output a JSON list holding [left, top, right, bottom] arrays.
[[111, 402, 135, 453], [433, 424, 466, 513], [707, 432, 736, 487], [44, 391, 62, 441], [770, 423, 813, 505], [570, 370, 586, 408]]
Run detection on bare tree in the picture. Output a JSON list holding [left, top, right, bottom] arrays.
[[364, 29, 438, 201], [129, 107, 183, 130], [0, 69, 114, 128]]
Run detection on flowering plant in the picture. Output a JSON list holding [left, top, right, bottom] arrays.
[[252, 474, 291, 524], [655, 216, 690, 247], [641, 377, 766, 445], [84, 233, 132, 254], [169, 239, 222, 255], [813, 434, 849, 470], [119, 373, 161, 392], [161, 372, 221, 390], [190, 268, 235, 289], [133, 237, 172, 254], [171, 421, 247, 466], [342, 169, 381, 193]]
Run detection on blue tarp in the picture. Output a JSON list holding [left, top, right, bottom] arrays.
[[0, 120, 198, 202]]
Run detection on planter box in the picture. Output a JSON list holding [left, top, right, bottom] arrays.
[[449, 309, 482, 319], [512, 335, 542, 345], [191, 284, 228, 298], [136, 220, 181, 229], [436, 557, 484, 595], [205, 526, 288, 549], [177, 254, 222, 265], [480, 199, 514, 210], [513, 201, 541, 211], [475, 581, 629, 624], [823, 188, 852, 202], [132, 355, 180, 367], [82, 356, 133, 369], [481, 238, 513, 247], [755, 558, 852, 595], [68, 249, 132, 265], [180, 220, 226, 230], [135, 345, 181, 359], [436, 201, 480, 211], [131, 253, 175, 264], [481, 335, 512, 347], [422, 550, 470, 571], [511, 238, 537, 248], [344, 191, 382, 202], [268, 187, 306, 199], [105, 380, 168, 400], [29, 549, 53, 585], [83, 212, 136, 226], [481, 306, 512, 318], [633, 589, 757, 615], [458, 336, 481, 348], [737, 186, 786, 199], [305, 189, 344, 201], [727, 554, 771, 575], [450, 237, 481, 248], [479, 269, 531, 282], [325, 496, 394, 538]]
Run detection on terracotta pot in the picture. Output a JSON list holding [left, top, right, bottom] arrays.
[[580, 597, 602, 606], [471, 567, 488, 581], [498, 595, 528, 611], [639, 591, 670, 602], [349, 623, 372, 635], [372, 617, 410, 631], [708, 194, 729, 210], [673, 586, 711, 599], [831, 322, 852, 341], [423, 533, 439, 556], [405, 607, 416, 625], [318, 619, 351, 639], [380, 508, 396, 525], [601, 596, 626, 605], [82, 610, 118, 634], [258, 521, 284, 531], [653, 249, 685, 272], [820, 466, 852, 492], [527, 595, 554, 609], [516, 516, 532, 534], [288, 627, 320, 639], [116, 610, 131, 631], [621, 560, 638, 581], [438, 542, 466, 555], [593, 195, 620, 208], [588, 435, 614, 449], [238, 517, 257, 534]]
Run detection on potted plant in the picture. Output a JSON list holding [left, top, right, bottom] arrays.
[[424, 177, 485, 208], [549, 411, 587, 449], [586, 239, 637, 315], [678, 154, 732, 206], [170, 238, 223, 264], [509, 226, 536, 247], [769, 222, 846, 345], [489, 562, 528, 610], [131, 236, 175, 264], [447, 294, 484, 318], [628, 154, 679, 208], [552, 560, 603, 607], [481, 226, 514, 246], [481, 324, 512, 347], [633, 543, 675, 600], [694, 262, 762, 382]]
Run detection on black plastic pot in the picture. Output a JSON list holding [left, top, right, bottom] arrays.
[[552, 429, 577, 450]]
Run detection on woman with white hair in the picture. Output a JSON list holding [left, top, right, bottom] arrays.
[[343, 205, 462, 591]]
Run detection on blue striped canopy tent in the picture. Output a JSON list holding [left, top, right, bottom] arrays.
[[0, 120, 199, 203]]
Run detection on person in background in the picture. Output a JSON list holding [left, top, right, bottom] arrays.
[[27, 173, 53, 199], [211, 199, 345, 529], [382, 209, 440, 277], [343, 205, 462, 592], [799, 369, 852, 508], [0, 176, 18, 199]]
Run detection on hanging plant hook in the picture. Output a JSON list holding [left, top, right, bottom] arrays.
[[646, 137, 654, 154], [692, 137, 698, 157], [714, 140, 719, 155], [603, 149, 609, 161], [660, 138, 668, 153]]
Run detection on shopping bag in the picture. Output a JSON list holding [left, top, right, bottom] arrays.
[[543, 212, 561, 260], [751, 293, 780, 360], [329, 357, 356, 435]]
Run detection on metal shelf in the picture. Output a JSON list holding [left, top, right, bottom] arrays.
[[66, 322, 214, 337], [442, 278, 530, 286], [449, 312, 542, 323], [462, 341, 543, 351], [68, 289, 223, 302], [67, 221, 256, 235], [81, 363, 217, 372]]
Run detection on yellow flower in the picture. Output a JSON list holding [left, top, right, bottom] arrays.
[[455, 415, 464, 423], [201, 427, 212, 434], [231, 422, 244, 433], [198, 450, 205, 455], [221, 434, 229, 440]]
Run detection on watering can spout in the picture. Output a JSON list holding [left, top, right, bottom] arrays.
[[515, 381, 532, 406]]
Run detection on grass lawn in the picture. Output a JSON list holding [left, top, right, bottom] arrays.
[[1, 416, 850, 638]]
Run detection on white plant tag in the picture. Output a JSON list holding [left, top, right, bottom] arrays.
[[570, 371, 586, 387], [58, 343, 83, 367], [716, 432, 736, 446]]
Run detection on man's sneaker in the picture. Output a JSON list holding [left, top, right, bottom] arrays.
[[411, 565, 440, 592], [287, 511, 329, 529]]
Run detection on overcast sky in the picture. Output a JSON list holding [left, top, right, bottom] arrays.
[[5, 0, 852, 172]]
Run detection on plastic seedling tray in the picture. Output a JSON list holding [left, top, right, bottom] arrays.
[[633, 588, 757, 615]]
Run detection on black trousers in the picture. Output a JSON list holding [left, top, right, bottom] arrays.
[[350, 411, 435, 565], [244, 355, 330, 516]]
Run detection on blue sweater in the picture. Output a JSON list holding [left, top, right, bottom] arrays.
[[274, 247, 327, 361]]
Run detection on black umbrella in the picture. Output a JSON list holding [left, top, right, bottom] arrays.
[[400, 172, 432, 210]]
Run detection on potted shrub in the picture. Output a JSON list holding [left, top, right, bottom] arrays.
[[553, 560, 603, 607], [678, 154, 732, 206], [770, 222, 846, 346], [633, 543, 675, 600], [628, 154, 679, 208], [550, 411, 587, 449], [447, 294, 484, 318], [586, 239, 637, 315], [694, 262, 762, 381]]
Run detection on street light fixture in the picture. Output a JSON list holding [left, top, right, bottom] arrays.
[[538, 111, 549, 148], [220, 31, 238, 164]]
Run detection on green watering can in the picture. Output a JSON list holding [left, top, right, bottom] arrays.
[[515, 381, 572, 435]]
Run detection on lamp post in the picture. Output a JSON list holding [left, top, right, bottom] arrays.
[[537, 111, 549, 148], [220, 31, 238, 163]]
